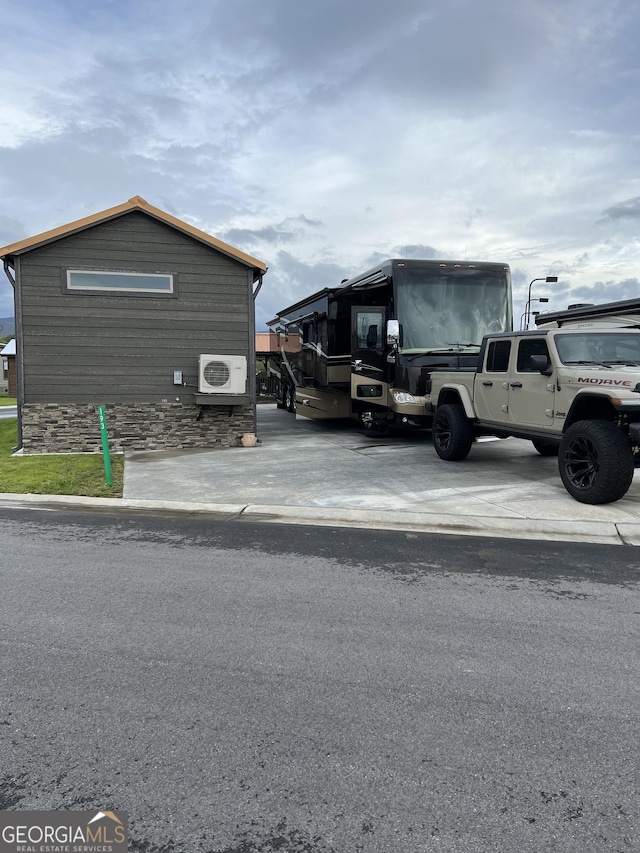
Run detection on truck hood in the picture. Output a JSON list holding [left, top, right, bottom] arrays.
[[562, 364, 640, 390]]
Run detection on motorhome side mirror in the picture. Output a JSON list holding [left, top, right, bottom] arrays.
[[530, 354, 552, 375], [387, 319, 400, 345]]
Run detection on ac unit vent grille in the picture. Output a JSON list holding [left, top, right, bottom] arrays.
[[203, 361, 230, 387], [198, 354, 247, 394]]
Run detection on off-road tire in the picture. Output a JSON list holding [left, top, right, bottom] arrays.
[[432, 404, 474, 461], [284, 384, 296, 413], [532, 439, 559, 457], [559, 420, 634, 504]]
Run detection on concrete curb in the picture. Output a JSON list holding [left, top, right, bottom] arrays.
[[1, 492, 638, 544], [239, 504, 628, 544], [0, 493, 246, 521]]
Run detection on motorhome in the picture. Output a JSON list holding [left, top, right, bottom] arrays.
[[535, 297, 640, 329], [268, 258, 512, 433]]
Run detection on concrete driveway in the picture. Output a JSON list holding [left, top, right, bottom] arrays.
[[122, 404, 640, 545]]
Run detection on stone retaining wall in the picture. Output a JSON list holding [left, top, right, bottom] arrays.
[[20, 402, 254, 454]]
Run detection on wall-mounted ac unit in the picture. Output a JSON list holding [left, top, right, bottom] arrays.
[[198, 354, 247, 394]]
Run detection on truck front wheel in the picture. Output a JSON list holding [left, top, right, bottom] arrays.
[[432, 404, 474, 461], [559, 420, 635, 504]]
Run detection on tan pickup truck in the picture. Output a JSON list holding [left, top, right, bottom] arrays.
[[426, 326, 640, 504]]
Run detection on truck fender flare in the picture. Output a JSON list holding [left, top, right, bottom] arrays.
[[437, 385, 476, 419], [564, 390, 617, 430]]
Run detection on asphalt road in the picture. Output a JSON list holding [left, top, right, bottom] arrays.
[[1, 508, 638, 853]]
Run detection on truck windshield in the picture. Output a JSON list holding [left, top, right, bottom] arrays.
[[394, 266, 511, 353], [555, 332, 640, 365]]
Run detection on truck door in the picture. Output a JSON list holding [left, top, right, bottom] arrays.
[[351, 306, 386, 394], [507, 337, 555, 428], [474, 338, 511, 424]]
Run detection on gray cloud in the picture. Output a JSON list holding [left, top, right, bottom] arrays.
[[362, 245, 439, 267], [2, 0, 640, 329], [549, 254, 592, 276], [202, 0, 553, 106], [565, 278, 640, 305], [224, 225, 296, 246], [600, 197, 640, 222], [255, 251, 356, 328], [222, 215, 322, 248], [391, 244, 438, 260]]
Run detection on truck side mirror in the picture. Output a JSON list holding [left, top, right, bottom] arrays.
[[530, 354, 552, 375], [387, 319, 400, 345]]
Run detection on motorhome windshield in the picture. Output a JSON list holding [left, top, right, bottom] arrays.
[[394, 266, 511, 353]]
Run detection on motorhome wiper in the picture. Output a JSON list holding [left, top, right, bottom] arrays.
[[401, 347, 480, 361], [400, 352, 433, 360]]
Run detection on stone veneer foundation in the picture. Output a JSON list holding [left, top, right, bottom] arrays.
[[20, 402, 255, 454]]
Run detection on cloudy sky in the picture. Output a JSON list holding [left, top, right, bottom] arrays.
[[1, 0, 639, 329]]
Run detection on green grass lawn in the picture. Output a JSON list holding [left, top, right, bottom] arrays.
[[0, 419, 124, 497], [0, 396, 17, 406]]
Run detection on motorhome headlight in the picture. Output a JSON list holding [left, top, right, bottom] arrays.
[[391, 389, 417, 404]]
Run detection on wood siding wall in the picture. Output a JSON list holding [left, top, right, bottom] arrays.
[[18, 212, 254, 404]]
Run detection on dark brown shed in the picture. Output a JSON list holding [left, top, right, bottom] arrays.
[[0, 196, 267, 453]]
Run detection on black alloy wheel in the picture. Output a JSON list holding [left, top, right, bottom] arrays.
[[558, 420, 635, 504], [432, 404, 474, 461]]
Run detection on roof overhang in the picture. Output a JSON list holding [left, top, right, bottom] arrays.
[[0, 196, 267, 279]]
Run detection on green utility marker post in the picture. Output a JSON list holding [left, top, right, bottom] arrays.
[[98, 405, 113, 486]]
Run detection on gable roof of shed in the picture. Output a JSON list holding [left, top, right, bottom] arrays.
[[0, 196, 267, 275]]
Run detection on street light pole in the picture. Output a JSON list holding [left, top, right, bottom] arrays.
[[525, 276, 558, 329], [523, 297, 550, 329]]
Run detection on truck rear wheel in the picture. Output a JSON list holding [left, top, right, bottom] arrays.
[[432, 404, 473, 461], [559, 420, 634, 504]]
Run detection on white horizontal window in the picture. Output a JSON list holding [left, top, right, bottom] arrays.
[[66, 270, 174, 293]]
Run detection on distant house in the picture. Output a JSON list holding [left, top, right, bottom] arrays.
[[0, 196, 267, 453], [1, 338, 15, 396], [255, 330, 301, 397], [255, 331, 301, 354]]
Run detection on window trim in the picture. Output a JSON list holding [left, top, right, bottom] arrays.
[[516, 338, 550, 373], [485, 339, 511, 372], [354, 308, 384, 352], [65, 268, 176, 295]]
